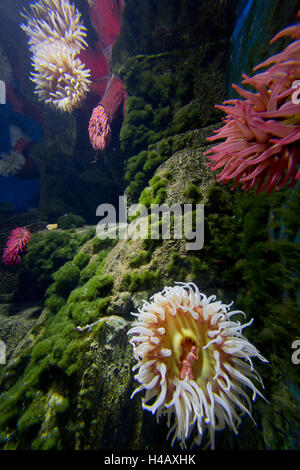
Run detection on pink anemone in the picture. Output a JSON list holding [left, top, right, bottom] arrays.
[[85, 1, 127, 151], [88, 75, 127, 150], [204, 12, 300, 193], [2, 227, 31, 266]]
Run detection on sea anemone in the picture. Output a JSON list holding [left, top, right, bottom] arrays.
[[21, 0, 91, 112], [0, 151, 25, 177], [88, 75, 126, 150], [31, 42, 91, 112], [204, 14, 300, 193], [128, 283, 267, 448], [21, 0, 88, 53], [88, 104, 112, 150], [2, 227, 31, 266]]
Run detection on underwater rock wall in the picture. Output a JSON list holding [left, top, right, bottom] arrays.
[[112, 0, 238, 61], [113, 0, 238, 202], [1, 121, 299, 449], [229, 0, 300, 96], [0, 0, 299, 451]]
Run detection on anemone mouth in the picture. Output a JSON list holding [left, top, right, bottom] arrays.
[[128, 283, 268, 449]]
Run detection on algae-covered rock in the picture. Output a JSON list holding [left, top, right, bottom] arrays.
[[1, 129, 300, 450], [0, 303, 42, 362], [72, 316, 137, 450], [0, 0, 299, 452]]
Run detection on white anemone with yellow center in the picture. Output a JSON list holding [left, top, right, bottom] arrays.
[[128, 282, 268, 448]]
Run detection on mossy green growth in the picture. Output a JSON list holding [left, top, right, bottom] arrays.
[[120, 269, 161, 292], [125, 148, 169, 202], [16, 391, 47, 434], [205, 183, 233, 212], [57, 213, 85, 229], [73, 251, 90, 270], [156, 138, 173, 158], [190, 256, 209, 277], [52, 262, 80, 298], [19, 228, 94, 300], [91, 236, 117, 253], [142, 151, 166, 173], [120, 44, 225, 201], [138, 174, 168, 208], [129, 250, 151, 268], [183, 183, 203, 203], [79, 259, 99, 285], [0, 220, 117, 449], [166, 252, 188, 279], [45, 293, 65, 314], [124, 136, 183, 202], [81, 274, 114, 301], [119, 96, 155, 154], [69, 297, 111, 326], [119, 50, 208, 157], [77, 249, 111, 286], [0, 301, 88, 448]]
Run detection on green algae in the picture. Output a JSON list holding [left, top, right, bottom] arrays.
[[52, 262, 81, 298], [120, 40, 227, 203], [183, 184, 203, 203], [120, 269, 161, 292], [0, 230, 118, 449], [128, 250, 151, 268], [17, 229, 95, 301], [57, 213, 85, 230], [1, 175, 299, 450], [73, 251, 90, 270]]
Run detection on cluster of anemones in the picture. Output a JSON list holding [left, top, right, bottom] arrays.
[[0, 151, 25, 177], [128, 283, 267, 448], [20, 0, 91, 112], [2, 227, 31, 266], [204, 12, 300, 193]]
